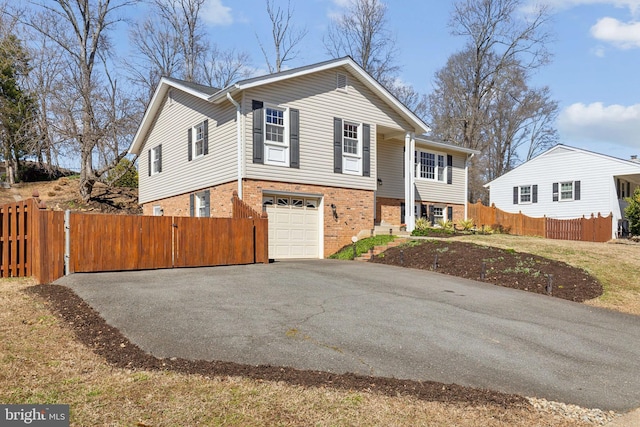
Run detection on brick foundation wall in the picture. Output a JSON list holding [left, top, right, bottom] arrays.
[[243, 180, 375, 257], [376, 197, 467, 226], [142, 181, 237, 217], [144, 179, 375, 258]]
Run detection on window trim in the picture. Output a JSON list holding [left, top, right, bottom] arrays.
[[341, 120, 362, 175], [415, 148, 447, 183], [151, 145, 161, 175], [263, 104, 290, 167], [519, 185, 532, 204], [192, 122, 205, 159], [195, 192, 207, 217], [560, 181, 574, 201]]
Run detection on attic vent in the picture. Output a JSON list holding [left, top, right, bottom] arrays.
[[336, 73, 348, 91]]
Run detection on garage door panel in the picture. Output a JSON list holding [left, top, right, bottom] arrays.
[[266, 200, 319, 259]]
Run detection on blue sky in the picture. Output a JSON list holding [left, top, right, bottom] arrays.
[[121, 0, 640, 162]]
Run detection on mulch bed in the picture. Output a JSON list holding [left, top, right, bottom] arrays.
[[26, 284, 530, 409], [372, 240, 603, 302]]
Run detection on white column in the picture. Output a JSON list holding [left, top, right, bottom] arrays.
[[404, 132, 416, 232]]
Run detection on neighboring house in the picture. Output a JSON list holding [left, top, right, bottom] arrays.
[[129, 57, 477, 259], [485, 144, 640, 238]]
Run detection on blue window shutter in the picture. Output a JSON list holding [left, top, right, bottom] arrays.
[[574, 181, 581, 200], [148, 150, 151, 176], [513, 187, 519, 204], [289, 109, 300, 168], [189, 194, 194, 217], [252, 100, 264, 164], [204, 190, 210, 217], [203, 120, 209, 155], [447, 206, 453, 221], [333, 117, 342, 173], [532, 184, 538, 203], [447, 155, 453, 184], [187, 127, 192, 161], [553, 182, 559, 202], [362, 123, 370, 177]]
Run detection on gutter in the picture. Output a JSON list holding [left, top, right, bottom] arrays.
[[226, 93, 243, 199]]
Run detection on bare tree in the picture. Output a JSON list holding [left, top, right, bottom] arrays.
[[127, 14, 182, 105], [151, 0, 207, 82], [22, 0, 139, 201], [324, 0, 398, 83], [202, 47, 251, 88], [427, 0, 555, 202], [258, 0, 307, 73]]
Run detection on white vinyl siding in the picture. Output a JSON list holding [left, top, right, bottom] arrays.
[[139, 90, 237, 204], [487, 147, 640, 226], [244, 67, 413, 191]]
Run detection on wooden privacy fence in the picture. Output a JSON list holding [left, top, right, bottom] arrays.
[[467, 201, 612, 243], [1, 196, 268, 284]]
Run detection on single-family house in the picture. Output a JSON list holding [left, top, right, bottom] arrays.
[[129, 57, 477, 259], [484, 144, 640, 238]]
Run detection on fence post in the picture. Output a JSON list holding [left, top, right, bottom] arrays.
[[64, 210, 71, 275]]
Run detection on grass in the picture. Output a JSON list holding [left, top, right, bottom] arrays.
[[0, 278, 589, 426], [329, 235, 396, 259], [455, 234, 640, 315]]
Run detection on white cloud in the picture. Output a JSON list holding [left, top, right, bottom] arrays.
[[591, 45, 607, 55], [590, 17, 640, 47], [533, 0, 640, 14], [202, 0, 233, 26], [557, 102, 640, 149]]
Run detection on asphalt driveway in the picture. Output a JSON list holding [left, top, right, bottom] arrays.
[[56, 260, 640, 411]]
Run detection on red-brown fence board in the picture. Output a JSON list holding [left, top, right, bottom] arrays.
[[69, 213, 173, 273], [0, 199, 33, 278], [468, 201, 612, 243], [31, 210, 65, 284], [1, 195, 269, 283]]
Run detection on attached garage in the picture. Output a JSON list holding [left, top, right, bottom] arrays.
[[263, 193, 322, 259]]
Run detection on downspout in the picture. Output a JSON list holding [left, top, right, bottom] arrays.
[[226, 92, 243, 199], [465, 152, 475, 220], [404, 132, 416, 232]]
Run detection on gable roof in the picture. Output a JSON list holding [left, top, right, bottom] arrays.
[[129, 57, 431, 155], [485, 143, 640, 187]]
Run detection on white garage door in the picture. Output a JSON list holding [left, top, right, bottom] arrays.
[[264, 195, 320, 259]]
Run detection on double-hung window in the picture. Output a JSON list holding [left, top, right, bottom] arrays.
[[264, 106, 289, 166], [415, 149, 445, 182], [196, 193, 207, 217], [342, 121, 362, 175], [520, 185, 532, 203], [560, 182, 573, 201], [151, 145, 161, 175], [194, 123, 205, 158]]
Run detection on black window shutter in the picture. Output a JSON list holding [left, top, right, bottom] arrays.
[[400, 202, 405, 224], [574, 180, 581, 200], [252, 100, 264, 164], [187, 127, 193, 161], [513, 186, 519, 204], [420, 204, 427, 218], [204, 190, 210, 217], [447, 155, 453, 184], [447, 206, 453, 221], [627, 182, 631, 198], [532, 184, 538, 203], [203, 120, 209, 155], [429, 205, 435, 225], [148, 149, 151, 176], [552, 182, 559, 202], [289, 109, 300, 168], [362, 123, 370, 177], [333, 117, 342, 173], [189, 194, 195, 217]]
